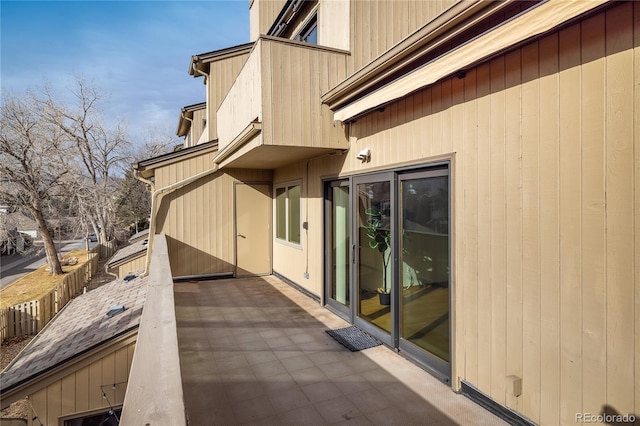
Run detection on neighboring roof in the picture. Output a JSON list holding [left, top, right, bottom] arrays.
[[107, 240, 148, 268], [177, 102, 206, 137], [133, 140, 218, 179], [129, 229, 150, 244], [0, 276, 148, 395], [189, 42, 253, 77]]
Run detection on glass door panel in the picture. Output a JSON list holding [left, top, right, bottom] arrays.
[[330, 184, 350, 306], [356, 180, 392, 334], [399, 174, 450, 363]]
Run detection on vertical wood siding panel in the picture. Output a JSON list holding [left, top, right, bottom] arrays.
[[605, 3, 636, 414], [411, 87, 428, 158], [441, 79, 453, 154], [476, 62, 492, 394], [31, 389, 46, 426], [195, 158, 203, 272], [503, 48, 523, 413], [115, 346, 129, 405], [489, 56, 507, 404], [46, 381, 61, 425], [422, 87, 432, 159], [308, 50, 318, 147], [408, 91, 418, 157], [75, 366, 89, 412], [462, 68, 479, 386], [61, 374, 76, 415], [397, 0, 408, 42], [634, 1, 640, 414], [177, 161, 185, 251], [395, 98, 406, 165], [579, 13, 607, 418], [558, 24, 583, 424], [450, 72, 465, 387], [102, 352, 116, 406], [89, 361, 103, 409], [387, 101, 398, 165], [538, 32, 561, 426], [432, 82, 442, 156], [520, 41, 541, 422]]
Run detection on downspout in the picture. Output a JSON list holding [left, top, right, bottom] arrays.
[[134, 165, 219, 277], [191, 63, 208, 84]]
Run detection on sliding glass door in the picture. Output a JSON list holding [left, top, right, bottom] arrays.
[[398, 169, 450, 378], [324, 165, 450, 379], [354, 175, 393, 344], [324, 180, 350, 318]]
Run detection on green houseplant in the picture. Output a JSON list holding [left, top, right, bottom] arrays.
[[365, 207, 391, 305]]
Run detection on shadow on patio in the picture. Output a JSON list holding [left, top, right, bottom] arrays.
[[175, 275, 505, 425]]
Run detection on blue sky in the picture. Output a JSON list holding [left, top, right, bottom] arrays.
[[1, 0, 249, 143]]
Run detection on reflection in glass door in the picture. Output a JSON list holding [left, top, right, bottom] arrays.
[[399, 171, 450, 374], [325, 181, 350, 317], [356, 180, 392, 335]]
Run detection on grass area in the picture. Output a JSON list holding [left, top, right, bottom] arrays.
[[0, 250, 92, 309]]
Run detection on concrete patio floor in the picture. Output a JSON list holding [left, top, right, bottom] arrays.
[[174, 275, 506, 425]]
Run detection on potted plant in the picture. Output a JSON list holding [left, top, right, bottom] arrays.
[[365, 207, 391, 305]]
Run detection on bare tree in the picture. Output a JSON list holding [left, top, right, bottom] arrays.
[[38, 77, 130, 244], [0, 92, 67, 275]]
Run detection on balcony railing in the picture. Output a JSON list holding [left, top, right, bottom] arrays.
[[215, 36, 350, 169], [120, 234, 186, 425]]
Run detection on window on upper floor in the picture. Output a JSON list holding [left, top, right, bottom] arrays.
[[275, 183, 301, 245], [296, 13, 317, 44]]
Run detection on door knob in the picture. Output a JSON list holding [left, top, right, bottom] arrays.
[[237, 233, 246, 238]]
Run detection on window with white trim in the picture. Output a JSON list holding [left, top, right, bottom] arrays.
[[276, 183, 301, 244]]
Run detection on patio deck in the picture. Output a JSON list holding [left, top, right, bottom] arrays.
[[175, 275, 506, 425]]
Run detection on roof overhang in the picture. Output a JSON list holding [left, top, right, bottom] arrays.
[[189, 42, 254, 78], [134, 141, 218, 179], [176, 102, 206, 137], [323, 0, 609, 123]]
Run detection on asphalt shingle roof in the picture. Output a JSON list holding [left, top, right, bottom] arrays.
[[128, 229, 149, 243], [107, 240, 148, 267], [0, 276, 148, 393]]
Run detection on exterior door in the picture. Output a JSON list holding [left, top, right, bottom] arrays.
[[353, 172, 395, 347], [397, 169, 450, 380], [235, 183, 271, 276], [330, 166, 450, 381], [324, 180, 350, 319]]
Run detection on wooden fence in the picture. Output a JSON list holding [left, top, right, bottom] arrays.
[[0, 241, 112, 342]]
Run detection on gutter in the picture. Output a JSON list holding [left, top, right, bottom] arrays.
[[134, 166, 219, 277]]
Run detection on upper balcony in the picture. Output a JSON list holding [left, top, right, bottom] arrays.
[[214, 36, 350, 169]]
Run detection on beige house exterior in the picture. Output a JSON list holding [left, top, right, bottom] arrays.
[[134, 1, 639, 424]]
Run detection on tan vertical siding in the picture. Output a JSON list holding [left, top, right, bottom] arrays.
[[154, 150, 272, 277], [26, 343, 135, 425], [207, 53, 250, 142], [538, 31, 561, 425], [349, 0, 456, 73], [263, 40, 348, 149], [635, 2, 640, 417], [191, 108, 206, 145], [604, 2, 636, 416], [281, 3, 638, 424], [115, 255, 146, 279], [250, 0, 286, 40]]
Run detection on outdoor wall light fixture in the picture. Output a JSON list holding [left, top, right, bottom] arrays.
[[356, 148, 371, 162]]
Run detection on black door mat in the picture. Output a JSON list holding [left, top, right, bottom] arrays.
[[325, 326, 382, 351]]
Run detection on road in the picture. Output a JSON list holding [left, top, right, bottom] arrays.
[[0, 239, 96, 290]]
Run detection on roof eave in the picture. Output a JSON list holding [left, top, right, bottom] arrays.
[[189, 42, 254, 78]]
